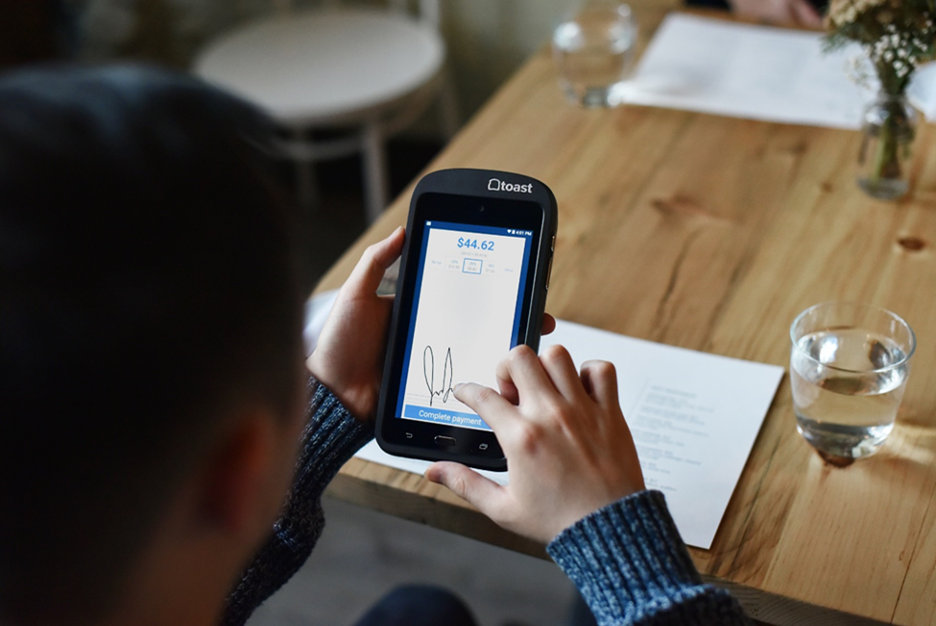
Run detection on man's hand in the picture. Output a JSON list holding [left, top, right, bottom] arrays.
[[307, 227, 405, 423], [729, 0, 822, 27], [425, 345, 645, 544], [308, 226, 559, 424]]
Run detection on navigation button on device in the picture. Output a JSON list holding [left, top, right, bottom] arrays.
[[478, 443, 489, 451], [405, 432, 414, 439], [434, 435, 457, 447]]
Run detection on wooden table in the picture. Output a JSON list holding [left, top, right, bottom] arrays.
[[318, 4, 936, 624]]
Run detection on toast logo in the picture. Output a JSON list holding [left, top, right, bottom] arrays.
[[487, 178, 533, 194]]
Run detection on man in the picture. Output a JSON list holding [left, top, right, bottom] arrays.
[[0, 65, 750, 626]]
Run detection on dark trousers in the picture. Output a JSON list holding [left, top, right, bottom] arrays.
[[568, 592, 598, 626], [353, 584, 600, 626], [353, 585, 477, 626]]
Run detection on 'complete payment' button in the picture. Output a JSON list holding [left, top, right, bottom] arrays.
[[403, 404, 490, 430]]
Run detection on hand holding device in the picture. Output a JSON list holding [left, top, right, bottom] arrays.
[[375, 169, 558, 470], [307, 227, 405, 423], [425, 344, 646, 544]]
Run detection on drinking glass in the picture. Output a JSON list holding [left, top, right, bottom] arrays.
[[789, 302, 915, 459], [552, 0, 637, 107]]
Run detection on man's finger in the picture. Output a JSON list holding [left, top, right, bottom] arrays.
[[494, 345, 556, 405], [452, 382, 514, 429], [539, 344, 588, 403], [580, 360, 620, 408], [495, 371, 520, 405], [346, 226, 405, 296], [542, 313, 557, 336], [425, 462, 507, 514]]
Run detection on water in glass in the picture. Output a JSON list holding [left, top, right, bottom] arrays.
[[791, 328, 910, 459], [552, 1, 637, 107]]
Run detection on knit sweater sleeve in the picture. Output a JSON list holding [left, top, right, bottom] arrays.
[[547, 490, 751, 626], [220, 378, 374, 626]]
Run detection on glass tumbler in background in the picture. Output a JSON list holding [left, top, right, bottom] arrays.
[[552, 0, 637, 107], [789, 302, 916, 460]]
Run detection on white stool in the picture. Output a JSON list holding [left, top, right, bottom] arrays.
[[194, 3, 456, 222]]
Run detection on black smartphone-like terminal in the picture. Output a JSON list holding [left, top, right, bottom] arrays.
[[375, 168, 558, 471]]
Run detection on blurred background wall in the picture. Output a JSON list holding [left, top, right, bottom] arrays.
[[439, 0, 570, 118]]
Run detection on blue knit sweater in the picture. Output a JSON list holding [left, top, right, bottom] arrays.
[[222, 380, 750, 626]]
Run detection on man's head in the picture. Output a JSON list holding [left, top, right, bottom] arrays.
[[0, 66, 308, 625]]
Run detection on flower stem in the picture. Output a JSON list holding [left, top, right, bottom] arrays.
[[870, 116, 901, 189]]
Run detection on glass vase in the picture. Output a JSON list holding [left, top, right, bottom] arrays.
[[857, 93, 918, 201]]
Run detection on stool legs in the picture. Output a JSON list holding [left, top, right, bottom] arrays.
[[362, 121, 389, 223], [292, 129, 320, 211], [438, 70, 460, 140]]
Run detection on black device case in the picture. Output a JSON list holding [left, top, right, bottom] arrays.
[[374, 168, 558, 471]]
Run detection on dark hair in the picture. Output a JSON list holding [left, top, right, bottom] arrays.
[[0, 65, 305, 623]]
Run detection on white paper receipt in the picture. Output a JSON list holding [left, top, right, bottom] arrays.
[[540, 321, 783, 548], [353, 319, 783, 550]]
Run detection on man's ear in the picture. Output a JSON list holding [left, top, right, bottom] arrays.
[[197, 411, 280, 534]]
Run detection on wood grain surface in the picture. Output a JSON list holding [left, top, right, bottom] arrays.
[[318, 4, 936, 624]]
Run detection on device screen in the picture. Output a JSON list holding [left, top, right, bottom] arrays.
[[395, 220, 533, 430]]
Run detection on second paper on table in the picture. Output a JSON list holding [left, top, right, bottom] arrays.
[[616, 13, 873, 129]]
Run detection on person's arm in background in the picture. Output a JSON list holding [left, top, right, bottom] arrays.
[[221, 228, 406, 626], [686, 0, 823, 28], [729, 0, 823, 27], [426, 346, 751, 625]]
